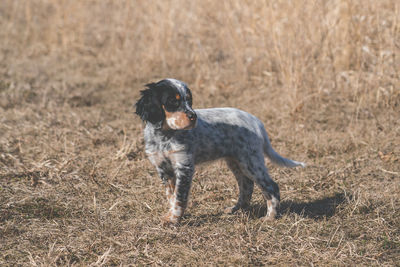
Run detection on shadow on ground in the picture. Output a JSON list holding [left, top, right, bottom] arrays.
[[184, 192, 347, 226], [248, 192, 347, 219]]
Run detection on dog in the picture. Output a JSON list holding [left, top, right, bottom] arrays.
[[135, 78, 305, 225]]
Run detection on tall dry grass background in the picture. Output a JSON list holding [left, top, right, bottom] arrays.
[[0, 0, 399, 265]]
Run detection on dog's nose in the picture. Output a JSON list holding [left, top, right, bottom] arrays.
[[187, 111, 197, 121]]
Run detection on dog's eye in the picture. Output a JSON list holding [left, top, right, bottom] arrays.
[[167, 97, 180, 108]]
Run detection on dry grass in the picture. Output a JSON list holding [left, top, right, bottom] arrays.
[[0, 0, 399, 266]]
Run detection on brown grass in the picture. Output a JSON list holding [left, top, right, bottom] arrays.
[[0, 0, 399, 265]]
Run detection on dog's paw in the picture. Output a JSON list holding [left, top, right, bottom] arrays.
[[224, 203, 250, 214], [161, 211, 180, 226], [264, 210, 278, 221], [223, 205, 241, 214]]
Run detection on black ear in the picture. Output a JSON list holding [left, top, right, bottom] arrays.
[[135, 84, 164, 124]]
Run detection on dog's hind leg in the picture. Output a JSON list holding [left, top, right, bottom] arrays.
[[235, 154, 280, 221], [224, 158, 254, 214]]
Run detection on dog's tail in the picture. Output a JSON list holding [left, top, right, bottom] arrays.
[[263, 133, 306, 168]]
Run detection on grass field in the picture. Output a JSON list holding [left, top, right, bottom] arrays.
[[0, 0, 399, 265]]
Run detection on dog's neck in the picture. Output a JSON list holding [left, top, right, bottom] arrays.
[[144, 121, 176, 139]]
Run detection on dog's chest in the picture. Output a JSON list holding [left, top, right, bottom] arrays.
[[146, 150, 174, 167], [144, 134, 186, 167]]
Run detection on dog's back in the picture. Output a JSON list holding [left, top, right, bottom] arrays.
[[175, 108, 305, 169], [182, 108, 265, 163]]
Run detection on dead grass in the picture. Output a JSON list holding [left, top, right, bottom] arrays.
[[0, 0, 399, 266]]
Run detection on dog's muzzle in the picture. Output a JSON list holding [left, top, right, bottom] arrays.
[[184, 110, 197, 129]]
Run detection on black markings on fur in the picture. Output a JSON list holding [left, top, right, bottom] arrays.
[[269, 181, 280, 201], [175, 164, 194, 202], [238, 135, 245, 143], [135, 88, 164, 124], [158, 159, 174, 181], [135, 79, 196, 130]]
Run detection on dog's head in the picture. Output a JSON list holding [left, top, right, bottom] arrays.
[[135, 79, 197, 130]]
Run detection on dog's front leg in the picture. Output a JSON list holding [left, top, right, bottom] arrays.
[[153, 164, 177, 224], [162, 160, 194, 225]]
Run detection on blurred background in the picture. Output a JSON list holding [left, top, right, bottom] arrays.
[[1, 0, 398, 108]]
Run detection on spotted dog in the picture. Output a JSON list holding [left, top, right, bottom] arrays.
[[135, 79, 305, 225]]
